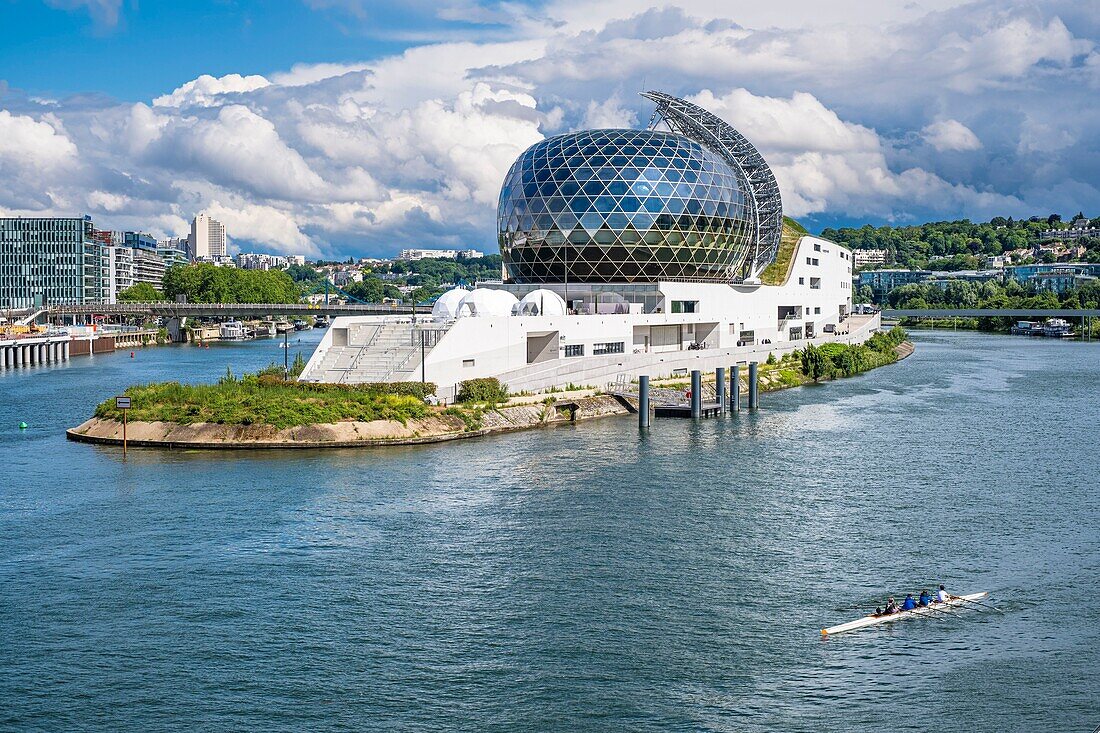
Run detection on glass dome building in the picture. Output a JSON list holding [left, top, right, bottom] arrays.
[[497, 92, 785, 285]]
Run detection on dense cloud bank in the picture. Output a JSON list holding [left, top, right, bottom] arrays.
[[1, 0, 1097, 257]]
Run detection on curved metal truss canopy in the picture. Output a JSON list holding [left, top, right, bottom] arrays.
[[642, 91, 784, 281]]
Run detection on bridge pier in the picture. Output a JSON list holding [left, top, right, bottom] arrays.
[[690, 370, 702, 419], [748, 361, 759, 410], [166, 317, 188, 343], [731, 364, 741, 412], [715, 366, 726, 415]]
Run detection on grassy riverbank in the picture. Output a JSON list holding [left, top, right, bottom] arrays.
[[86, 328, 910, 441], [94, 372, 435, 429], [651, 327, 910, 392]]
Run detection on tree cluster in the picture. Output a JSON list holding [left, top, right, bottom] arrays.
[[162, 264, 300, 304], [885, 278, 1100, 313], [118, 282, 164, 302], [799, 327, 907, 381]]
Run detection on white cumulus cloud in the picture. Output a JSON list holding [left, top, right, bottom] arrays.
[[922, 119, 983, 152], [153, 74, 273, 108]]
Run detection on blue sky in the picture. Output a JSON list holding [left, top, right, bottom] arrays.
[[1, 1, 447, 99], [0, 0, 1098, 258]]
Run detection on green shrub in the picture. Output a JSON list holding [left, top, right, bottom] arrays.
[[800, 343, 835, 381], [456, 377, 508, 403], [442, 406, 482, 431]]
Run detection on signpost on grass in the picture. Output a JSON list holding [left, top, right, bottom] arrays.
[[115, 396, 131, 457]]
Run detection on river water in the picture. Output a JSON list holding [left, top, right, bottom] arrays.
[[0, 330, 1097, 732]]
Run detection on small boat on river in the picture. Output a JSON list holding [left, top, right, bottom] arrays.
[[821, 591, 989, 636]]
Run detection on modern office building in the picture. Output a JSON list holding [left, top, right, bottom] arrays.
[[922, 270, 1002, 289], [158, 237, 191, 266], [1004, 262, 1100, 283], [1005, 263, 1100, 294], [857, 269, 932, 300], [852, 248, 888, 268], [236, 252, 289, 270], [189, 213, 227, 259], [0, 216, 110, 309], [124, 232, 168, 288], [106, 245, 134, 303], [398, 248, 484, 261], [301, 92, 874, 395]]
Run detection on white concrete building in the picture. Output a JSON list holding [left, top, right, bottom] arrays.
[[300, 235, 869, 397], [236, 252, 289, 270], [299, 91, 876, 398], [188, 213, 227, 259], [853, 248, 888, 268], [398, 248, 483, 261], [106, 246, 133, 303]]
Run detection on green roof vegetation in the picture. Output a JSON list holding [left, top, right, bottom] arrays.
[[759, 217, 808, 285]]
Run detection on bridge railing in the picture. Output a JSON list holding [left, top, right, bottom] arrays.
[[45, 302, 431, 315]]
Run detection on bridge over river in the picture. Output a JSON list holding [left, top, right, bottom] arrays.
[[881, 308, 1100, 318], [39, 302, 431, 342], [43, 301, 429, 319], [881, 308, 1097, 341]]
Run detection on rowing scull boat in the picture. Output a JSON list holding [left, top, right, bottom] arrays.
[[821, 592, 989, 636]]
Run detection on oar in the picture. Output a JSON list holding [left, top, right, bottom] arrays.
[[916, 602, 956, 619], [950, 594, 1004, 614]]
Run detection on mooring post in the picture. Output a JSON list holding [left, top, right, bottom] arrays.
[[639, 375, 651, 429], [748, 361, 759, 410], [731, 364, 740, 412], [690, 369, 701, 419], [715, 366, 726, 415]]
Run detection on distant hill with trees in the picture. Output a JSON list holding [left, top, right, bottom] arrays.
[[822, 214, 1100, 270]]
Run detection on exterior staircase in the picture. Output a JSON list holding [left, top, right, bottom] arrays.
[[301, 320, 434, 384]]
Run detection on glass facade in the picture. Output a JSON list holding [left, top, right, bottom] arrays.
[[0, 217, 107, 309], [498, 129, 754, 284]]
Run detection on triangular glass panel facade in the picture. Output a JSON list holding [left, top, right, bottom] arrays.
[[498, 128, 754, 284]]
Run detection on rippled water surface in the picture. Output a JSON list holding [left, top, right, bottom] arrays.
[[1, 330, 1097, 731]]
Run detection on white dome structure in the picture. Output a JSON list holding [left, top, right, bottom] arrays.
[[457, 288, 519, 318], [512, 289, 568, 316], [431, 287, 469, 320]]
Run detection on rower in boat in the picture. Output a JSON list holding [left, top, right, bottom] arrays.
[[918, 589, 932, 607], [822, 591, 990, 636], [936, 585, 949, 603], [901, 594, 918, 611], [884, 597, 899, 614]]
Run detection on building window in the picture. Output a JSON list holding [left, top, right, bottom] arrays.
[[806, 257, 812, 265], [593, 342, 624, 355], [671, 300, 699, 313], [810, 277, 821, 289], [814, 243, 821, 251], [564, 344, 584, 357], [462, 359, 475, 367], [811, 258, 819, 266], [798, 277, 804, 285], [814, 307, 821, 314]]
